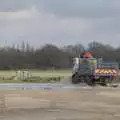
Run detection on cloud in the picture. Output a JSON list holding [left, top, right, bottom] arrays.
[[0, 0, 30, 12], [1, 0, 120, 18], [0, 7, 91, 46], [0, 0, 120, 48], [33, 0, 120, 18]]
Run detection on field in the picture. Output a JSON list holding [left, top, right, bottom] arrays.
[[0, 70, 72, 83]]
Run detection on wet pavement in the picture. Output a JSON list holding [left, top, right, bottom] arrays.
[[0, 83, 93, 91]]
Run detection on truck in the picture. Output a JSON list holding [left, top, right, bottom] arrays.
[[72, 51, 119, 86]]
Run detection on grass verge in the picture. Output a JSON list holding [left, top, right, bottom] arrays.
[[0, 76, 64, 83]]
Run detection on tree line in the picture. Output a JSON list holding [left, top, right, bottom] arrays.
[[0, 41, 120, 70]]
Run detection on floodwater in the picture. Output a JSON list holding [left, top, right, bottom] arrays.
[[0, 78, 120, 120], [0, 88, 120, 120]]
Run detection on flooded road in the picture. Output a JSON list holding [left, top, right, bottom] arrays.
[[0, 83, 120, 120], [0, 88, 120, 120], [0, 83, 92, 91]]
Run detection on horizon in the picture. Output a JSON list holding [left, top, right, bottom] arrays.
[[0, 40, 120, 50]]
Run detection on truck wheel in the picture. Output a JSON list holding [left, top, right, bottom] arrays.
[[72, 74, 80, 84], [85, 76, 94, 86], [99, 77, 107, 86]]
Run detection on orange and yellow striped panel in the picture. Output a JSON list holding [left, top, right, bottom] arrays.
[[95, 69, 117, 74]]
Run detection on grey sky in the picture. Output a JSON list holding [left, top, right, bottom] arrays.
[[0, 0, 120, 47]]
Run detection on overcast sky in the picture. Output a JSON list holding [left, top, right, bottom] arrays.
[[0, 0, 120, 47]]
